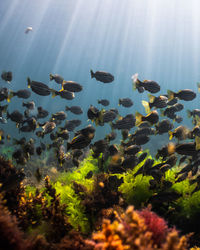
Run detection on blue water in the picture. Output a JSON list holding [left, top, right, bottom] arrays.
[[1, 0, 200, 151]]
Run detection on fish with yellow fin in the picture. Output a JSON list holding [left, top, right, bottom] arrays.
[[135, 110, 159, 126]]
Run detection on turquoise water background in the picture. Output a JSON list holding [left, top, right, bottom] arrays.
[[1, 0, 200, 150]]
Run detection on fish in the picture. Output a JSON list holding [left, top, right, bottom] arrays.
[[7, 110, 24, 124], [75, 124, 95, 139], [8, 89, 31, 100], [174, 115, 183, 123], [135, 110, 159, 126], [118, 98, 133, 108], [56, 145, 67, 166], [132, 73, 145, 93], [41, 121, 56, 136], [105, 131, 117, 142], [133, 134, 150, 146], [63, 119, 81, 131], [121, 129, 129, 141], [0, 88, 9, 102], [173, 103, 184, 112], [131, 127, 155, 137], [155, 119, 174, 135], [148, 191, 181, 203], [50, 73, 64, 84], [175, 142, 197, 156], [99, 108, 118, 124], [22, 101, 35, 110], [37, 107, 49, 119], [52, 111, 67, 121], [90, 70, 114, 83], [166, 97, 178, 106], [1, 71, 12, 83], [142, 95, 168, 114], [28, 77, 51, 96], [137, 152, 148, 164], [168, 89, 196, 101], [112, 114, 135, 130], [62, 81, 83, 92], [56, 130, 69, 140], [25, 26, 33, 34], [51, 89, 75, 100], [187, 109, 200, 118], [98, 99, 110, 106], [0, 117, 7, 124], [87, 105, 100, 121], [91, 139, 108, 156], [67, 134, 91, 151], [169, 125, 189, 141], [65, 106, 83, 115], [124, 145, 141, 155], [132, 73, 160, 93]]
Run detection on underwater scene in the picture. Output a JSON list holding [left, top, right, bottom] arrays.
[[2, 0, 200, 249]]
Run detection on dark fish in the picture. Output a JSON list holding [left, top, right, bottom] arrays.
[[133, 134, 150, 146], [100, 109, 118, 124], [21, 117, 37, 131], [62, 80, 83, 92], [134, 158, 154, 177], [155, 119, 174, 135], [135, 110, 159, 126], [169, 125, 189, 141], [85, 170, 93, 179], [67, 134, 91, 151], [108, 144, 119, 156], [112, 114, 135, 130], [90, 70, 114, 83], [132, 73, 145, 93], [187, 109, 200, 118], [65, 106, 83, 115], [28, 77, 51, 96], [0, 88, 9, 102], [50, 73, 64, 84], [142, 95, 168, 113], [63, 119, 81, 131], [56, 129, 69, 140], [132, 73, 160, 93], [175, 142, 197, 156], [118, 98, 133, 108], [91, 139, 108, 155], [0, 104, 8, 116], [1, 71, 12, 83], [149, 191, 181, 203], [9, 89, 31, 100], [75, 124, 95, 139], [22, 101, 35, 110], [124, 145, 141, 155], [98, 99, 110, 106], [7, 110, 24, 123], [168, 89, 196, 101], [131, 127, 155, 137], [167, 97, 178, 106], [52, 89, 75, 100], [105, 131, 117, 142], [36, 146, 43, 156], [122, 155, 138, 169], [121, 129, 129, 141], [174, 115, 183, 124], [173, 103, 184, 112], [13, 137, 26, 145], [137, 152, 148, 163], [37, 107, 49, 119], [52, 111, 67, 120], [87, 105, 99, 121]]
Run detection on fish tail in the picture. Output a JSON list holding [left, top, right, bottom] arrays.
[[135, 112, 143, 126], [195, 136, 200, 150], [7, 91, 14, 102], [90, 70, 95, 78], [49, 73, 54, 81], [51, 89, 57, 98], [65, 106, 69, 111], [67, 142, 71, 151], [168, 130, 174, 140], [148, 94, 155, 103], [187, 110, 192, 118], [27, 77, 31, 88], [2, 104, 8, 113], [141, 100, 150, 114], [197, 82, 200, 92], [167, 90, 174, 100]]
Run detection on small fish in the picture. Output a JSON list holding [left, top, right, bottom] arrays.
[[0, 117, 7, 124], [169, 125, 189, 141], [155, 119, 174, 135], [52, 111, 67, 121], [0, 88, 9, 101], [87, 105, 100, 121], [118, 98, 133, 108], [62, 81, 83, 92], [91, 139, 108, 155], [112, 114, 135, 130], [67, 134, 91, 151], [42, 121, 56, 135], [149, 191, 181, 203], [105, 131, 117, 142], [142, 95, 168, 114], [63, 119, 81, 131], [28, 77, 51, 96], [121, 129, 129, 141], [108, 144, 119, 156], [174, 115, 183, 123], [137, 152, 148, 164], [90, 70, 114, 83], [1, 71, 12, 83], [99, 109, 118, 124], [50, 73, 64, 84], [131, 127, 155, 137], [168, 89, 196, 101], [25, 26, 33, 34], [75, 124, 95, 139], [52, 89, 75, 100], [8, 89, 31, 100], [56, 145, 67, 166], [37, 107, 49, 119], [135, 110, 159, 126], [132, 73, 145, 93], [173, 103, 184, 112], [132, 73, 160, 93], [175, 142, 197, 156], [187, 109, 200, 118], [133, 134, 150, 146], [98, 99, 110, 106], [7, 110, 24, 123], [56, 129, 69, 140], [124, 145, 141, 156], [166, 97, 178, 106], [22, 101, 35, 110], [65, 106, 83, 115]]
